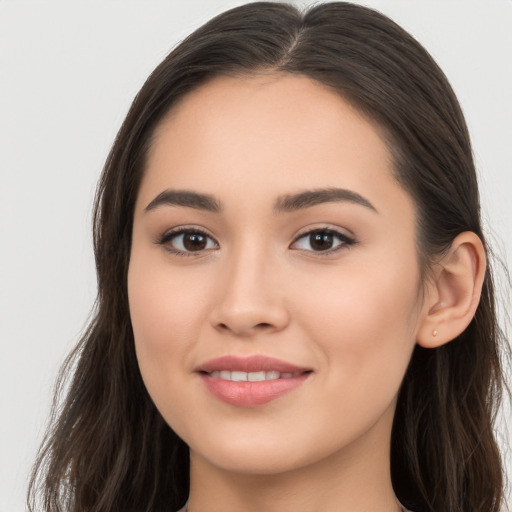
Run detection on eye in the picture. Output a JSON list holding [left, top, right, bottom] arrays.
[[157, 228, 219, 256], [291, 228, 355, 253]]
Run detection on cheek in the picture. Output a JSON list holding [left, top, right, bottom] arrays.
[[127, 251, 211, 393], [290, 261, 421, 447], [292, 254, 421, 380]]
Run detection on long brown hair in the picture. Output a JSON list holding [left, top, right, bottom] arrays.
[[28, 3, 509, 511]]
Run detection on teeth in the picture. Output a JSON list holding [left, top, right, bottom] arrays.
[[231, 371, 247, 382], [209, 370, 300, 381], [248, 371, 266, 382]]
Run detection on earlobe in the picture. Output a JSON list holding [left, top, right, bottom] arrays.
[[416, 232, 486, 349]]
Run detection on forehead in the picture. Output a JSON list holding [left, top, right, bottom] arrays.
[[139, 73, 412, 222], [152, 73, 389, 162]]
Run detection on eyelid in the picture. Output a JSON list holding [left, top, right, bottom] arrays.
[[290, 226, 356, 255], [155, 224, 356, 257], [156, 225, 219, 257]]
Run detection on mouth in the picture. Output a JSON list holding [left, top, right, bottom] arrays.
[[207, 370, 305, 381], [196, 355, 313, 407]]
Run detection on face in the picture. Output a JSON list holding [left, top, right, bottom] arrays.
[[128, 73, 427, 476]]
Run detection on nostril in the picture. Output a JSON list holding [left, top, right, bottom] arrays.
[[256, 322, 273, 329], [215, 321, 275, 334]]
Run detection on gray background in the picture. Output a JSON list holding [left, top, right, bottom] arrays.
[[1, 1, 511, 510]]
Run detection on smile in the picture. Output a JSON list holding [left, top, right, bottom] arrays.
[[208, 370, 302, 381], [196, 355, 312, 407]]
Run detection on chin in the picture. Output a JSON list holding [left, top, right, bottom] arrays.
[[185, 422, 355, 478], [197, 445, 313, 476]]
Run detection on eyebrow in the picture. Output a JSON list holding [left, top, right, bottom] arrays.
[[273, 187, 378, 214], [145, 189, 222, 213], [144, 187, 377, 215]]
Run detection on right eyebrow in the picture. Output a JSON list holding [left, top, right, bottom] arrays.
[[144, 189, 222, 213]]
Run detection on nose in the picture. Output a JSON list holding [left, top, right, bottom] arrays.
[[208, 249, 290, 337]]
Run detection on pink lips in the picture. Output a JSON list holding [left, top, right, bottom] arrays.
[[196, 355, 312, 407]]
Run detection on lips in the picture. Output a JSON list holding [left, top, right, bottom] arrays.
[[196, 355, 312, 407], [197, 355, 310, 374]]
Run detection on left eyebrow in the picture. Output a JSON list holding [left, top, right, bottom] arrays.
[[273, 187, 378, 214]]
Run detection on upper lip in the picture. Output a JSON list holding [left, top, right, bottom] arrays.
[[196, 355, 312, 374]]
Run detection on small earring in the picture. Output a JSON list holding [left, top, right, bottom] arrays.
[[432, 329, 438, 337]]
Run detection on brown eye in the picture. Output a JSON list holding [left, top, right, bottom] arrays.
[[159, 229, 218, 255], [291, 229, 355, 253], [183, 232, 208, 251], [310, 232, 335, 251]]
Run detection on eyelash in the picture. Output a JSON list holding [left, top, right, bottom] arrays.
[[156, 226, 356, 258], [156, 227, 218, 257], [291, 228, 356, 256]]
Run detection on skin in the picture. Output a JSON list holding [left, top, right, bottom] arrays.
[[127, 73, 484, 512]]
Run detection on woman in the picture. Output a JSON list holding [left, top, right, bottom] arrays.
[[28, 2, 509, 512]]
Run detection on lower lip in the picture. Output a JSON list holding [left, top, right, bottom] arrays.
[[200, 373, 310, 407]]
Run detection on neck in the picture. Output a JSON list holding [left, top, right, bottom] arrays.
[[186, 405, 401, 512]]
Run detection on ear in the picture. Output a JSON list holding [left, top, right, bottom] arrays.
[[416, 232, 486, 348]]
